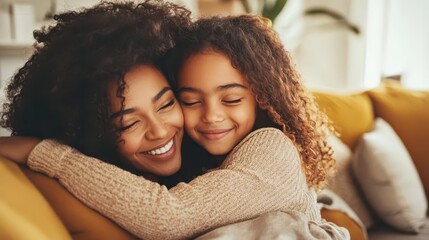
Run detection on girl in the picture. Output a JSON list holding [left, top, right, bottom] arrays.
[[1, 15, 347, 240]]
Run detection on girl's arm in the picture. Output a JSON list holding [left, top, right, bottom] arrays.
[[28, 128, 314, 240], [0, 136, 40, 164]]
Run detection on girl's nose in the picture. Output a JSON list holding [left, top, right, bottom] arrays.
[[202, 102, 224, 124]]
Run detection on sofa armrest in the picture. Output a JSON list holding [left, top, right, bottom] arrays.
[[1, 155, 138, 240], [0, 156, 71, 239], [21, 163, 138, 240]]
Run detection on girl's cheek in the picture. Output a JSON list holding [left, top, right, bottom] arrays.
[[182, 109, 198, 128]]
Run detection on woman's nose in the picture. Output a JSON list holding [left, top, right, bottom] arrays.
[[145, 117, 168, 140]]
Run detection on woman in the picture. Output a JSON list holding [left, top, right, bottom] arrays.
[[0, 0, 197, 185], [0, 1, 194, 239]]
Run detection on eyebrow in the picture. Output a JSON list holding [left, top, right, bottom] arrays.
[[153, 86, 172, 102], [178, 83, 248, 93], [110, 86, 172, 119]]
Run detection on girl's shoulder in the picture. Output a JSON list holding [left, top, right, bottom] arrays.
[[235, 127, 292, 148], [231, 127, 296, 156], [222, 127, 301, 170]]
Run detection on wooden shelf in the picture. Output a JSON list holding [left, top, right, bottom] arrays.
[[0, 41, 33, 56]]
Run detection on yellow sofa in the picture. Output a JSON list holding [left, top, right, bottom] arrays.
[[0, 157, 138, 240], [313, 80, 429, 240], [1, 80, 428, 240]]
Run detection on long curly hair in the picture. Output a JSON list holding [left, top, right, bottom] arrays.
[[0, 1, 191, 167], [166, 15, 335, 189]]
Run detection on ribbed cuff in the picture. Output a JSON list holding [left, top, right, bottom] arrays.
[[28, 139, 71, 178]]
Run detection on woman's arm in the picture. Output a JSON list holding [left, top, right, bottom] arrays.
[[28, 128, 313, 240], [0, 136, 40, 164]]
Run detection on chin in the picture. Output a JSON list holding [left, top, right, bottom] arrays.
[[158, 162, 182, 177], [206, 148, 229, 156]]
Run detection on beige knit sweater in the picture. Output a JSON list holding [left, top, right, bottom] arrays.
[[28, 128, 330, 240]]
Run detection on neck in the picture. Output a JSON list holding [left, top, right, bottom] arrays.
[[209, 154, 226, 168], [142, 173, 158, 182]]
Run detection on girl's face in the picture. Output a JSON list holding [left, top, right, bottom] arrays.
[[178, 50, 257, 155], [108, 65, 184, 177]]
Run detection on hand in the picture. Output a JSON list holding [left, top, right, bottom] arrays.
[[0, 136, 41, 164]]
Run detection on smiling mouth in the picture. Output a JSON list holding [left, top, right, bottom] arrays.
[[143, 139, 174, 155], [198, 129, 232, 140]]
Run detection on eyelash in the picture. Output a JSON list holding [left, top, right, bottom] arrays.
[[118, 121, 139, 132], [181, 98, 243, 106], [181, 100, 200, 106], [223, 98, 242, 104], [116, 99, 175, 132], [159, 99, 175, 111]]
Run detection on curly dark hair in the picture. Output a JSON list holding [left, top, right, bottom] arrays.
[[0, 1, 191, 167], [165, 15, 335, 189]]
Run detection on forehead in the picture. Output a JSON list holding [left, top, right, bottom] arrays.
[[178, 51, 248, 90], [107, 65, 169, 109]]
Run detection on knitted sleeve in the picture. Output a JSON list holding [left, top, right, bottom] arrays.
[[28, 128, 312, 240]]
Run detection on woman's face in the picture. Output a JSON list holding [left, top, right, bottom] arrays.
[[177, 51, 257, 155], [108, 65, 184, 177]]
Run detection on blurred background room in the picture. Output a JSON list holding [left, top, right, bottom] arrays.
[[1, 1, 429, 239], [1, 0, 428, 98]]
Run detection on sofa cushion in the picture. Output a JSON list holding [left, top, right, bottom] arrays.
[[366, 80, 429, 200], [0, 156, 71, 240], [327, 135, 374, 228], [352, 118, 427, 233], [313, 91, 374, 149], [321, 208, 366, 240], [318, 188, 368, 240], [21, 167, 138, 240], [369, 217, 429, 240]]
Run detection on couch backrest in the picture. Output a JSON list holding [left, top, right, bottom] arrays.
[[312, 91, 374, 149], [366, 80, 429, 202], [313, 80, 429, 210]]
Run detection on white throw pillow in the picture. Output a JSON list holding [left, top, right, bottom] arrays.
[[351, 118, 427, 233], [327, 134, 374, 228]]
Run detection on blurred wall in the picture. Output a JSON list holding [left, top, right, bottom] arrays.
[[1, 0, 429, 135]]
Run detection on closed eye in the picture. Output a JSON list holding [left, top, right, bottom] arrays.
[[118, 121, 139, 132], [159, 99, 175, 111], [223, 98, 242, 104], [181, 100, 200, 106]]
